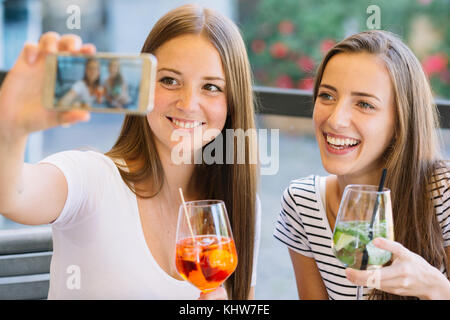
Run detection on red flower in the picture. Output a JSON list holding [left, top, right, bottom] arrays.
[[422, 53, 448, 76], [270, 42, 289, 59], [251, 39, 266, 54], [320, 39, 336, 56], [297, 78, 314, 90], [275, 74, 294, 89], [297, 56, 315, 72], [278, 20, 295, 35]]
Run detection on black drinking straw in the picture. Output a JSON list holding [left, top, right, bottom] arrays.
[[360, 168, 387, 270]]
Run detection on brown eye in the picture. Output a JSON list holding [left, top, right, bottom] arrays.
[[160, 77, 179, 87], [203, 83, 222, 92]]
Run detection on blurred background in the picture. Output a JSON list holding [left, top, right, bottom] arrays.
[[0, 0, 449, 299]]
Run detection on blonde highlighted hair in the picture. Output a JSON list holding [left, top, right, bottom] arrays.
[[105, 4, 258, 300], [314, 30, 448, 300]]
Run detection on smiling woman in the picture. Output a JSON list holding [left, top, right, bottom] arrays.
[[274, 30, 450, 300], [105, 4, 260, 300], [0, 4, 259, 300], [313, 52, 396, 180]]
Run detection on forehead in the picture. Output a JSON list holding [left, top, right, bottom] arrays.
[[322, 52, 393, 102], [154, 34, 224, 77]]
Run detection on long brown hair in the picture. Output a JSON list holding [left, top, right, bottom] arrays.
[[105, 4, 258, 300], [313, 30, 448, 300]]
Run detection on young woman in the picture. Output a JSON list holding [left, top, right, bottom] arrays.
[[104, 59, 130, 109], [274, 30, 450, 300], [58, 58, 104, 108], [0, 4, 259, 300]]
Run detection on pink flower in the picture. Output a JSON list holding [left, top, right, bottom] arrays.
[[278, 20, 295, 35], [270, 42, 289, 59], [251, 39, 266, 54], [422, 53, 448, 76], [275, 74, 294, 89], [320, 39, 336, 56], [297, 56, 315, 72], [297, 78, 314, 90]]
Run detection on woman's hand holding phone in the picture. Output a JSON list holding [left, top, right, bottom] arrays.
[[0, 32, 93, 142]]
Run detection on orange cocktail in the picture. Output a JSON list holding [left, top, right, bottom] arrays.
[[175, 235, 238, 292]]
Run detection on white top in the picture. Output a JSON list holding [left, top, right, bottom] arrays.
[[39, 150, 260, 299], [274, 174, 450, 300], [70, 80, 95, 105]]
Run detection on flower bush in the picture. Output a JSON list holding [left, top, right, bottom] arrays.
[[240, 0, 450, 99]]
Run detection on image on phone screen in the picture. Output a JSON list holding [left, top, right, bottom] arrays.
[[54, 55, 143, 112]]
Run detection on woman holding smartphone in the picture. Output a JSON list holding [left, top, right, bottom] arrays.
[[0, 4, 259, 300], [274, 30, 450, 300]]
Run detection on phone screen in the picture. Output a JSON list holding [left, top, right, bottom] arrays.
[[54, 55, 144, 111]]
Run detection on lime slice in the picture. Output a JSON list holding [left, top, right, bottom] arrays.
[[334, 231, 356, 251], [366, 240, 391, 266]]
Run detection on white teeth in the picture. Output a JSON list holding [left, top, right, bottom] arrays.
[[171, 118, 202, 129], [326, 134, 359, 147]]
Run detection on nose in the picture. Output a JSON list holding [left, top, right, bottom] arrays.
[[327, 99, 352, 130], [176, 86, 200, 112]]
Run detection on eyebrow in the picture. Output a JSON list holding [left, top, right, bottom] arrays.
[[158, 67, 225, 82], [319, 83, 381, 102]]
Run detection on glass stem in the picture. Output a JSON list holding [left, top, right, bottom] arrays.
[[356, 285, 364, 300]]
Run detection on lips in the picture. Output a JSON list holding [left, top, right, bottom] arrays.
[[166, 116, 206, 129], [323, 132, 361, 154]]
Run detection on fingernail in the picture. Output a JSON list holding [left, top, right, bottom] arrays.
[[26, 47, 39, 65], [373, 238, 383, 245], [61, 123, 71, 128]]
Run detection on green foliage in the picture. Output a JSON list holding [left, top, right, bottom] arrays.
[[240, 0, 450, 98]]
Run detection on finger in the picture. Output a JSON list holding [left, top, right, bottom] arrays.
[[79, 43, 96, 55], [198, 287, 228, 300], [22, 42, 40, 65], [345, 268, 386, 289], [58, 34, 82, 53], [38, 31, 60, 54], [55, 110, 91, 127], [373, 238, 409, 259]]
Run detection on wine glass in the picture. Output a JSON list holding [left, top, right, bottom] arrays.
[[332, 185, 394, 300], [175, 200, 238, 293]]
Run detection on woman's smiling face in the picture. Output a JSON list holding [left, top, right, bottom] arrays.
[[313, 52, 396, 179], [147, 34, 228, 157]]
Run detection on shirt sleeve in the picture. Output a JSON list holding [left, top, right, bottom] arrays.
[[273, 183, 313, 257], [250, 194, 262, 287], [432, 169, 450, 248], [38, 150, 104, 229]]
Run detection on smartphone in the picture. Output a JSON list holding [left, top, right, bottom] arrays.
[[43, 52, 157, 114]]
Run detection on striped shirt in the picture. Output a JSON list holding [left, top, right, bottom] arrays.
[[273, 174, 450, 300]]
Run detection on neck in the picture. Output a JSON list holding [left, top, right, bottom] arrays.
[[155, 140, 196, 204], [335, 167, 385, 200]]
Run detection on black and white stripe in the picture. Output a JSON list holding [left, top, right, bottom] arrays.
[[274, 174, 450, 300]]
